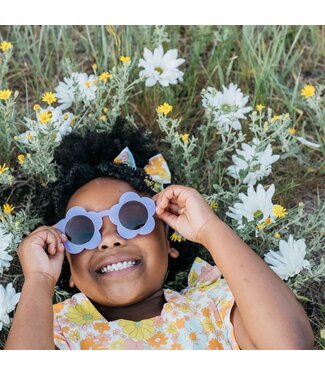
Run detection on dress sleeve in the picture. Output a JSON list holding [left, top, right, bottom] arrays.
[[53, 302, 71, 350], [185, 257, 240, 350]]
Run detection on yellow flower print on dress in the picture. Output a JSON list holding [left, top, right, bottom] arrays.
[[110, 339, 125, 350], [119, 319, 155, 340], [65, 300, 102, 324]]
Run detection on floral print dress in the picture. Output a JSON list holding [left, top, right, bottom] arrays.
[[53, 257, 240, 350]]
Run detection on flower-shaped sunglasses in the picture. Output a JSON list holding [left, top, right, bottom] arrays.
[[55, 191, 163, 254]]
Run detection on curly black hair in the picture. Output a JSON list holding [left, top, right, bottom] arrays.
[[37, 117, 207, 295]]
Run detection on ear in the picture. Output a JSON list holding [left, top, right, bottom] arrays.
[[69, 275, 76, 288], [168, 246, 179, 259]]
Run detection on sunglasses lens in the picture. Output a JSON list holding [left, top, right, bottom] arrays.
[[119, 201, 148, 230], [65, 215, 94, 245]]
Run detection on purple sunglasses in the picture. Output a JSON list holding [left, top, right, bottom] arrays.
[[55, 191, 167, 254]]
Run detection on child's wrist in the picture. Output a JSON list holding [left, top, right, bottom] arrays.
[[197, 216, 223, 248], [24, 272, 56, 291]]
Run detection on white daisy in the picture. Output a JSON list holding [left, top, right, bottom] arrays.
[[201, 84, 252, 131], [55, 72, 97, 109], [138, 45, 185, 87], [226, 184, 275, 229], [0, 282, 21, 331], [227, 138, 280, 185], [0, 226, 13, 275], [264, 235, 311, 280], [18, 107, 73, 144]]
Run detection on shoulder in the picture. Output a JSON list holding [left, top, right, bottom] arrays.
[[230, 303, 257, 350]]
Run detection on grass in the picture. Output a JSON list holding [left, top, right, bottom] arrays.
[[0, 25, 324, 349]]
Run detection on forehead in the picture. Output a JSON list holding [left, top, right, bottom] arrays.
[[66, 177, 146, 212]]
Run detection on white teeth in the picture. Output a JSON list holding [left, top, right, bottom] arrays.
[[100, 260, 138, 274]]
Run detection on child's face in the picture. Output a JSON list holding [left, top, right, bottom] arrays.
[[64, 177, 179, 307]]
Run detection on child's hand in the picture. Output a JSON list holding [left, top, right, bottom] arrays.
[[152, 185, 219, 245], [17, 225, 67, 288]]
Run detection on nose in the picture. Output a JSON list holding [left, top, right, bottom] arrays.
[[98, 217, 127, 251]]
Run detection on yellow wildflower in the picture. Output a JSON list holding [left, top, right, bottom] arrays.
[[256, 223, 265, 230], [42, 91, 57, 105], [288, 128, 296, 135], [300, 84, 315, 98], [3, 203, 15, 215], [272, 204, 288, 218], [99, 72, 112, 82], [0, 41, 13, 52], [181, 133, 189, 144], [118, 319, 154, 340], [170, 231, 184, 242], [63, 113, 70, 120], [120, 55, 131, 63], [274, 232, 281, 238], [271, 115, 281, 122], [0, 163, 10, 175], [17, 154, 25, 165], [33, 104, 40, 112], [85, 81, 91, 88], [65, 300, 102, 324], [92, 64, 97, 70], [39, 111, 52, 124], [27, 133, 34, 141], [264, 217, 272, 225], [103, 107, 108, 113], [100, 115, 107, 121], [157, 102, 173, 115], [0, 89, 12, 100], [210, 201, 218, 210], [256, 104, 265, 113]]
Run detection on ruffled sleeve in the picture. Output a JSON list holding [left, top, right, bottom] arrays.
[[184, 257, 240, 350]]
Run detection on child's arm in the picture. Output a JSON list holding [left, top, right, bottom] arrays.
[[153, 185, 314, 350], [200, 217, 314, 350], [4, 225, 66, 349], [4, 274, 56, 349]]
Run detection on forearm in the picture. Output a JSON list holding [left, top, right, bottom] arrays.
[[202, 217, 314, 349], [4, 274, 55, 350]]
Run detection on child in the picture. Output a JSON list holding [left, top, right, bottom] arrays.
[[5, 118, 314, 350]]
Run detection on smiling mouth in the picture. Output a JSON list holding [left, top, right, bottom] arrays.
[[96, 259, 141, 275]]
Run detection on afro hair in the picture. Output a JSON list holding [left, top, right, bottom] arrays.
[[36, 117, 207, 294]]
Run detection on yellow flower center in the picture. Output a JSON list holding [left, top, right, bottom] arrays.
[[253, 210, 263, 218], [288, 128, 296, 135], [85, 81, 91, 88], [154, 67, 164, 75]]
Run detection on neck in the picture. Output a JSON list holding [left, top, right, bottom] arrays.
[[89, 287, 167, 322]]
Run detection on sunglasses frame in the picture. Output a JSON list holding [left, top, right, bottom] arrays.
[[55, 191, 159, 254]]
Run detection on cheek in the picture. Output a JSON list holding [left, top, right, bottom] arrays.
[[68, 254, 91, 280]]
